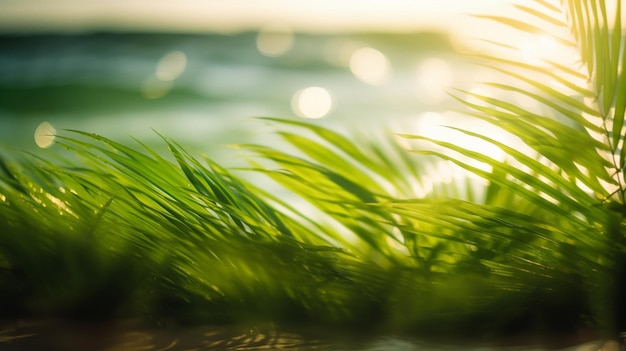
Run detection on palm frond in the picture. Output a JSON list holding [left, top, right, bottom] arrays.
[[1, 0, 625, 341], [0, 132, 373, 324], [399, 0, 626, 333]]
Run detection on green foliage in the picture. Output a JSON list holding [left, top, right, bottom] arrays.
[[0, 0, 625, 342], [397, 0, 626, 336]]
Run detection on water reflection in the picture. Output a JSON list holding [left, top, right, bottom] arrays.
[[323, 39, 361, 67], [0, 32, 460, 152], [0, 321, 608, 351], [292, 86, 333, 119]]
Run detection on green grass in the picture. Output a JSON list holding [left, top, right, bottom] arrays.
[[1, 0, 626, 343]]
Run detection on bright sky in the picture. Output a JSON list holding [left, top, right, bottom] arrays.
[[0, 0, 514, 33]]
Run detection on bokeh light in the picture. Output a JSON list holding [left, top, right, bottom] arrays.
[[292, 87, 333, 119], [34, 121, 56, 148], [415, 58, 453, 104], [349, 47, 391, 85], [142, 75, 174, 99], [256, 24, 294, 57], [156, 50, 187, 81], [142, 50, 186, 99]]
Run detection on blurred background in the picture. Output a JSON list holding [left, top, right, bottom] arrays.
[[0, 0, 521, 165]]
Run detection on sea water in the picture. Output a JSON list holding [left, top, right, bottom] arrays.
[[0, 31, 473, 163]]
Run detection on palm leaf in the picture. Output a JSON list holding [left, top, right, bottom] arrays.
[[400, 0, 626, 333], [2, 0, 626, 339]]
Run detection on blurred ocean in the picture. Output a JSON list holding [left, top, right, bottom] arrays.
[[0, 31, 476, 164]]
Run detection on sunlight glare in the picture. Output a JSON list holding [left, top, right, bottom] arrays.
[[417, 112, 446, 140], [34, 121, 56, 148], [512, 91, 541, 113], [256, 23, 294, 57], [387, 228, 409, 255], [465, 86, 495, 106], [520, 35, 557, 66], [575, 178, 594, 195], [462, 123, 506, 169], [349, 47, 391, 85], [292, 87, 332, 119], [583, 96, 605, 143], [417, 111, 507, 172], [414, 175, 434, 198], [156, 51, 187, 81], [416, 58, 453, 104], [46, 193, 75, 216]]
